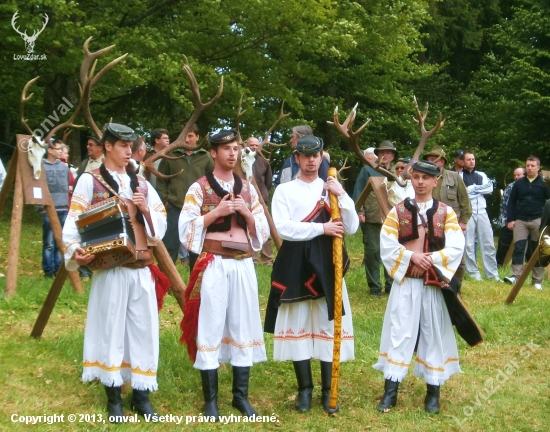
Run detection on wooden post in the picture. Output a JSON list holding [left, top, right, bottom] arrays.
[[0, 150, 18, 214], [505, 245, 539, 304], [5, 164, 24, 299], [30, 266, 69, 338], [503, 242, 514, 268], [44, 203, 83, 293], [250, 176, 281, 250], [153, 242, 186, 311]]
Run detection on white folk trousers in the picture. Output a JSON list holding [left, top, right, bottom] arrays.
[[194, 256, 267, 370], [373, 279, 461, 385], [82, 266, 159, 391]]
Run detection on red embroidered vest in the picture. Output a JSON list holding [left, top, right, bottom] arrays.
[[395, 198, 447, 251], [89, 169, 148, 205], [196, 175, 251, 232]]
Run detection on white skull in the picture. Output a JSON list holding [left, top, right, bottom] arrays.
[[384, 177, 415, 207], [25, 137, 47, 179], [241, 147, 256, 181]]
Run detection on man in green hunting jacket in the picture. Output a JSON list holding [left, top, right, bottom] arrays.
[[424, 145, 472, 285], [156, 123, 214, 268]]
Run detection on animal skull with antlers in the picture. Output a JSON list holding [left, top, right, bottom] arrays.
[[12, 11, 48, 54], [23, 137, 47, 180], [329, 99, 444, 208], [18, 37, 130, 180]]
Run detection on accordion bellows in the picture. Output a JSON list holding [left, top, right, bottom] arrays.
[[77, 197, 136, 270]]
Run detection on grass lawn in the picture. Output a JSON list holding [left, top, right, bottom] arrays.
[[0, 203, 549, 431]]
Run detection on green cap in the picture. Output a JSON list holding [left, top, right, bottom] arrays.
[[295, 135, 323, 155]]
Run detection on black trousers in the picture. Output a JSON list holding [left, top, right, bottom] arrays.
[[496, 226, 514, 266]]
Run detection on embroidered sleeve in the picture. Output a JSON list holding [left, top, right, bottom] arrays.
[[179, 182, 206, 254], [380, 207, 414, 284], [431, 207, 465, 279], [62, 174, 94, 272]]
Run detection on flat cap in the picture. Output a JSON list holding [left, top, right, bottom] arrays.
[[453, 149, 465, 160], [411, 160, 440, 177], [103, 123, 137, 142], [295, 135, 324, 155], [208, 129, 239, 145]]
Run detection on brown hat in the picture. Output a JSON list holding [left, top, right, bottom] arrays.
[[374, 140, 398, 159], [424, 145, 447, 164]]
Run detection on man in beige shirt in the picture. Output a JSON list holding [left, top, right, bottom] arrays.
[[76, 136, 105, 178]]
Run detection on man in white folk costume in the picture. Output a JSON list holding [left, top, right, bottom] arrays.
[[374, 160, 483, 414], [178, 130, 270, 420], [264, 135, 359, 413], [62, 123, 168, 422]]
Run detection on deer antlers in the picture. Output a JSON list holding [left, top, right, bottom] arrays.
[[404, 96, 446, 172], [20, 76, 85, 146], [257, 101, 290, 160], [18, 37, 130, 151], [329, 104, 406, 186], [141, 56, 224, 180], [80, 37, 129, 139], [19, 76, 45, 146]]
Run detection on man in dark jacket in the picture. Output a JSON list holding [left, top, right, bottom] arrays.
[[352, 140, 397, 296], [504, 157, 550, 289], [156, 123, 214, 267]]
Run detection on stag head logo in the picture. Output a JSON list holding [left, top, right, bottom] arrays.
[[12, 11, 49, 54]]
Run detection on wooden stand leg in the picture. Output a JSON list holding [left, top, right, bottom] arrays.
[[355, 181, 373, 213], [31, 265, 69, 338], [44, 204, 83, 293], [505, 245, 539, 304], [0, 150, 18, 215], [503, 242, 514, 268], [153, 242, 186, 311], [5, 166, 23, 299]]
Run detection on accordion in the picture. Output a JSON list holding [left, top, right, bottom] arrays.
[[77, 197, 137, 270]]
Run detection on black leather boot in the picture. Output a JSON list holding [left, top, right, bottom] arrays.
[[200, 369, 220, 420], [105, 386, 124, 423], [231, 366, 258, 417], [378, 379, 399, 412], [131, 389, 157, 418], [320, 361, 339, 413], [293, 360, 313, 413], [424, 384, 440, 414]]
